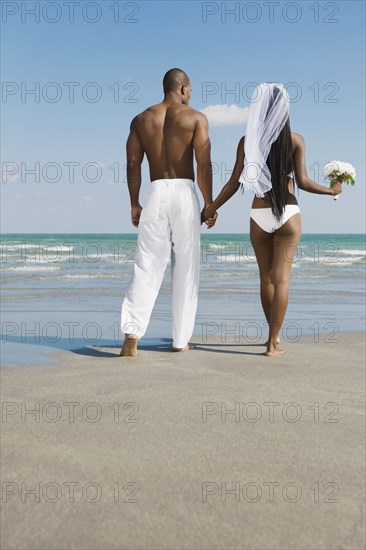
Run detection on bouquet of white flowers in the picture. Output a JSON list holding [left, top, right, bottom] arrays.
[[323, 160, 356, 201]]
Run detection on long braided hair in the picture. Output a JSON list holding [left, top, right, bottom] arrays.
[[263, 117, 297, 220]]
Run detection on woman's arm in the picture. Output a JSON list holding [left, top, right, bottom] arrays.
[[293, 134, 342, 196], [203, 136, 245, 220]]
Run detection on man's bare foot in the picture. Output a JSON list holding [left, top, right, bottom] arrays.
[[120, 335, 138, 357], [171, 343, 196, 352], [265, 344, 285, 357]]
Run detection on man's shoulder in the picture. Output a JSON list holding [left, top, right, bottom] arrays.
[[131, 103, 162, 125], [130, 112, 144, 130], [168, 105, 208, 130], [186, 106, 207, 122], [181, 107, 208, 130], [131, 103, 207, 131]]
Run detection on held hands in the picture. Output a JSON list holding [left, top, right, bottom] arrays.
[[201, 205, 218, 229], [131, 204, 143, 227]]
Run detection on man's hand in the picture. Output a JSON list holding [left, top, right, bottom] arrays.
[[201, 205, 218, 229], [131, 204, 143, 227], [205, 211, 218, 229]]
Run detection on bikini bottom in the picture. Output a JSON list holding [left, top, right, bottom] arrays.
[[250, 205, 300, 233]]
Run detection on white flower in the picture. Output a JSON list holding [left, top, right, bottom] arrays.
[[323, 160, 356, 180], [341, 162, 356, 178], [323, 160, 341, 177]]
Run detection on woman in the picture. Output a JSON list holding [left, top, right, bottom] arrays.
[[202, 83, 342, 357]]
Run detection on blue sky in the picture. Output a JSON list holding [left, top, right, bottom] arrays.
[[1, 0, 365, 233]]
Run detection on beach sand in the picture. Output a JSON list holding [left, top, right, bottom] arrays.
[[1, 332, 365, 549]]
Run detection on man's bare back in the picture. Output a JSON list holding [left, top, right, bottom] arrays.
[[131, 102, 204, 181], [125, 69, 217, 228]]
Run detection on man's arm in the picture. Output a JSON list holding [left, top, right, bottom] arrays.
[[193, 113, 213, 207], [293, 134, 342, 196], [126, 116, 145, 226]]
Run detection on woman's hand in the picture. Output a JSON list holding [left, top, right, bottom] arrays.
[[329, 181, 343, 196]]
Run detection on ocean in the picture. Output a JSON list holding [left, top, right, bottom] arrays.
[[1, 233, 365, 366]]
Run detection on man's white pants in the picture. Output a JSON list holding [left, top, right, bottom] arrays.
[[121, 178, 201, 349]]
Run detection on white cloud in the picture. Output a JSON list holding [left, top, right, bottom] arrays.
[[200, 104, 249, 126], [82, 195, 95, 202]]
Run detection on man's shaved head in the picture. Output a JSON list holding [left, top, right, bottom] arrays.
[[163, 68, 190, 94]]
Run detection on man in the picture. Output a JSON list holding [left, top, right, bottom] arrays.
[[120, 68, 217, 357]]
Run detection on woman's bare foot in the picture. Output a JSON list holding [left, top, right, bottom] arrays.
[[120, 335, 138, 357], [265, 337, 280, 346], [171, 343, 196, 352], [265, 344, 285, 357]]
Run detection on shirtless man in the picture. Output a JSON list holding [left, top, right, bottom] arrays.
[[120, 68, 217, 357]]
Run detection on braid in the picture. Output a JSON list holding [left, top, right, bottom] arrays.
[[263, 119, 296, 220]]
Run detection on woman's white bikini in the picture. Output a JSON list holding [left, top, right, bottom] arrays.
[[250, 204, 300, 233]]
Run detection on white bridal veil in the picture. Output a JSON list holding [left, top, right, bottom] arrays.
[[239, 83, 290, 197]]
